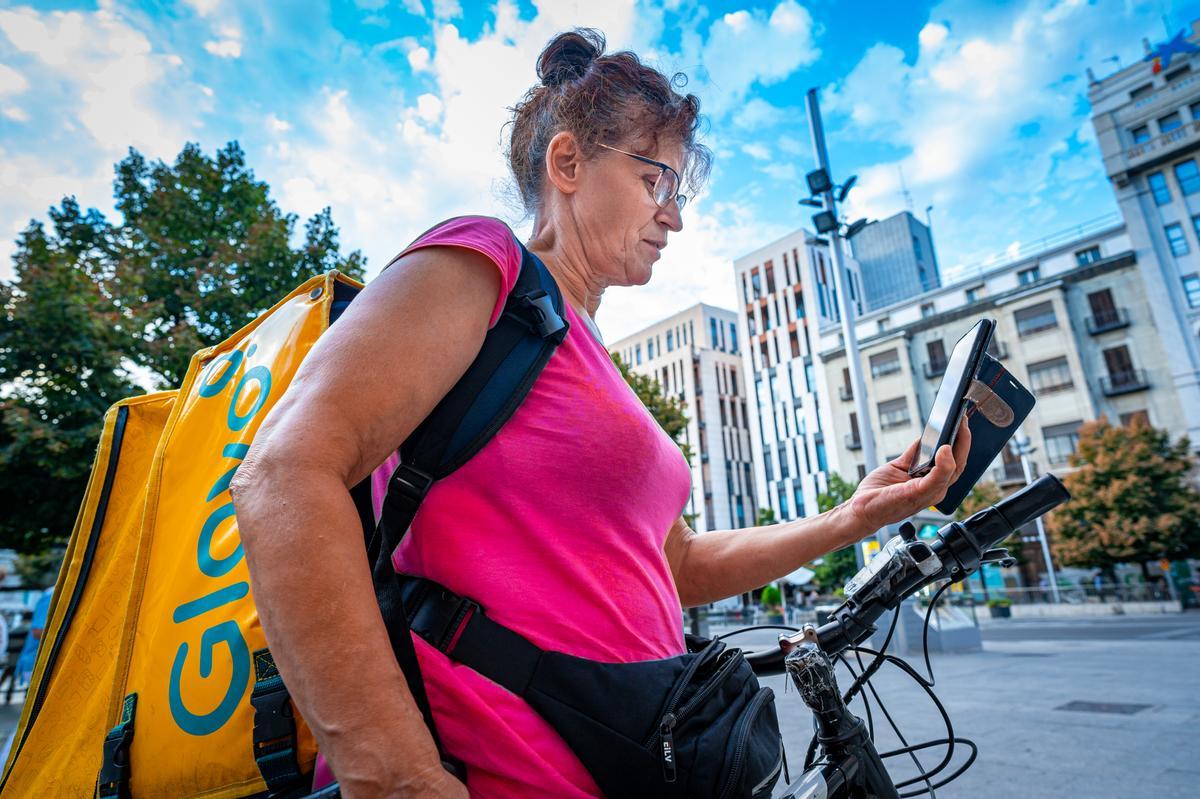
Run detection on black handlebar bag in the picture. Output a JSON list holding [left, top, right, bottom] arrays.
[[398, 577, 785, 799]]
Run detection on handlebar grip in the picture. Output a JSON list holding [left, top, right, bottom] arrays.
[[992, 474, 1070, 531]]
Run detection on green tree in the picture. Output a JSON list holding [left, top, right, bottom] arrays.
[[810, 473, 860, 589], [952, 480, 1026, 566], [1, 142, 364, 553], [0, 200, 140, 553], [112, 142, 366, 385], [1046, 417, 1200, 578], [755, 507, 777, 526]]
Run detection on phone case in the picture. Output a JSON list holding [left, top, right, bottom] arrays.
[[935, 353, 1036, 515]]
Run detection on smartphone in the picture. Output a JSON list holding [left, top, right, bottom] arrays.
[[908, 318, 995, 477]]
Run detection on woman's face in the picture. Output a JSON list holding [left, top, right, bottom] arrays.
[[570, 135, 686, 288]]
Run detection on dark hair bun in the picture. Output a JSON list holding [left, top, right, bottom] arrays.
[[537, 28, 604, 87]]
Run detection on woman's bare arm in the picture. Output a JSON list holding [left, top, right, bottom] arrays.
[[230, 247, 502, 798], [665, 424, 971, 607]]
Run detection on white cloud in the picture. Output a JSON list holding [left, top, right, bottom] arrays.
[[267, 113, 291, 133], [401, 0, 426, 14], [680, 0, 820, 117], [741, 142, 771, 160], [823, 0, 1134, 273], [407, 45, 431, 72], [183, 0, 222, 17], [432, 0, 463, 20], [204, 24, 242, 58], [0, 62, 29, 95], [0, 3, 205, 280]]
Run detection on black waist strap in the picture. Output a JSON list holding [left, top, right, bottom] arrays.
[[399, 577, 543, 696]]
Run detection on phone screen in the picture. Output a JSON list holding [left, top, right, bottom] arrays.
[[911, 320, 992, 476]]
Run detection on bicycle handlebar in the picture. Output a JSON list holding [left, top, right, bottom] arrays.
[[744, 474, 1070, 675]]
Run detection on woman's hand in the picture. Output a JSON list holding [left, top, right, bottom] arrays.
[[839, 417, 972, 542]]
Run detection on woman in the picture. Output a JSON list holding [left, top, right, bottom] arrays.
[[232, 28, 970, 799]]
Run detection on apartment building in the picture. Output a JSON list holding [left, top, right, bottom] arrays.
[[1089, 21, 1200, 450], [609, 304, 754, 532], [849, 211, 941, 311], [815, 221, 1186, 501]]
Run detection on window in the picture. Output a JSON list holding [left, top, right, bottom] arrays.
[[1159, 111, 1182, 133], [647, 339, 655, 360], [1014, 301, 1058, 337], [1129, 82, 1153, 100], [920, 302, 935, 318], [1166, 64, 1192, 82], [765, 261, 776, 294], [1103, 345, 1137, 383], [789, 328, 800, 358], [729, 323, 738, 354], [877, 397, 911, 430], [1174, 160, 1200, 195], [635, 344, 642, 365], [750, 269, 762, 299], [1165, 222, 1189, 256], [1184, 275, 1200, 308], [876, 318, 888, 333], [1147, 171, 1171, 205], [1131, 124, 1151, 144], [793, 485, 805, 519], [666, 330, 673, 352], [1018, 266, 1040, 285], [869, 349, 902, 379], [1075, 245, 1102, 265], [1192, 101, 1200, 121], [1043, 421, 1082, 465], [1027, 356, 1073, 393], [1120, 410, 1150, 428], [965, 285, 984, 303], [710, 318, 718, 350], [926, 339, 947, 372], [913, 235, 923, 260]]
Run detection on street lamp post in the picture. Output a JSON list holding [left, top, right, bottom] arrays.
[[804, 88, 883, 569], [1010, 432, 1062, 603]]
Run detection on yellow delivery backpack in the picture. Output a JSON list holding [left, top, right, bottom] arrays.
[[0, 272, 354, 798], [1, 236, 571, 798]]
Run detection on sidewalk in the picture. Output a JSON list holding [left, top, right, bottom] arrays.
[[755, 616, 1200, 797]]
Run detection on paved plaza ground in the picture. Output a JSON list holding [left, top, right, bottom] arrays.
[[2, 613, 1197, 797], [724, 612, 1200, 798]]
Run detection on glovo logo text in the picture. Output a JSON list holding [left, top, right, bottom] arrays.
[[169, 343, 272, 736]]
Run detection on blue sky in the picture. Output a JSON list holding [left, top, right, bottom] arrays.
[[1, 0, 1198, 341]]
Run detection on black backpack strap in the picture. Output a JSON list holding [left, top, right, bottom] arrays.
[[97, 693, 137, 799], [250, 648, 306, 797], [398, 577, 543, 697], [366, 242, 568, 777]]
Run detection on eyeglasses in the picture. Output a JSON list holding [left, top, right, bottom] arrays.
[[596, 142, 688, 211]]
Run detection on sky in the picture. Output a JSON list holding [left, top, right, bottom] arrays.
[[2, 0, 1199, 342]]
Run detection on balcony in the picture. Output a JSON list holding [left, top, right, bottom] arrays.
[[924, 359, 948, 379], [844, 433, 862, 451], [1086, 307, 1130, 335], [992, 461, 1029, 486], [1100, 369, 1150, 396], [838, 385, 853, 401]]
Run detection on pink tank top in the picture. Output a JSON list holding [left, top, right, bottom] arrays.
[[314, 216, 692, 797]]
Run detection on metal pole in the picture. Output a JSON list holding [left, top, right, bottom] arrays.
[[1015, 433, 1061, 603], [805, 88, 883, 568]]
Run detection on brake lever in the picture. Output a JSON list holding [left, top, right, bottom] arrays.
[[979, 547, 1017, 569]]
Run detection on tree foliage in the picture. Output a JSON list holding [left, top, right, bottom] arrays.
[[112, 142, 365, 385], [811, 473, 860, 589], [1, 142, 364, 553], [1046, 417, 1200, 571]]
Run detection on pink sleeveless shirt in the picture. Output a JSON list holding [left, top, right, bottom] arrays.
[[315, 216, 692, 797]]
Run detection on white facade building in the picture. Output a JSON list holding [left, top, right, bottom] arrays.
[[1089, 21, 1200, 451], [609, 304, 755, 532], [731, 230, 865, 524]]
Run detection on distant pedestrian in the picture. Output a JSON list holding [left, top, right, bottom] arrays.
[[15, 588, 52, 685]]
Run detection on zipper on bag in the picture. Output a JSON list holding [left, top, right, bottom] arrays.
[[717, 687, 775, 799], [643, 646, 741, 749]]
